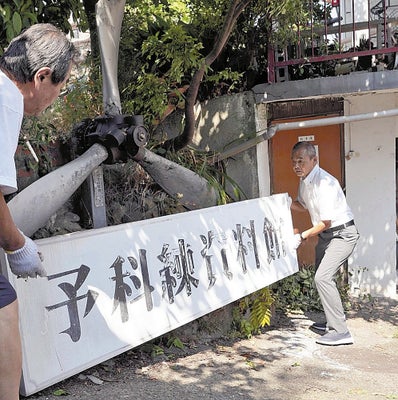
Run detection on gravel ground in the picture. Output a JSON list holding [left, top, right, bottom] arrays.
[[25, 296, 398, 400]]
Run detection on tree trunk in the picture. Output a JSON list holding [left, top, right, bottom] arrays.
[[82, 0, 100, 59]]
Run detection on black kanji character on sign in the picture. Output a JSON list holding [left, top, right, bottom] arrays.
[[158, 244, 177, 304], [263, 216, 283, 264], [110, 254, 154, 323], [233, 221, 261, 272], [158, 240, 199, 302], [110, 256, 131, 323], [128, 250, 154, 311], [200, 230, 233, 287], [200, 231, 217, 288], [46, 265, 98, 342], [175, 239, 199, 296]]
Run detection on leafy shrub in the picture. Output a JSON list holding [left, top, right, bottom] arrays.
[[232, 287, 274, 338], [271, 264, 351, 313]]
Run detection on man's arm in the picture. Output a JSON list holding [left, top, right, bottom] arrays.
[[0, 192, 24, 251], [291, 199, 306, 213], [301, 220, 332, 240], [289, 198, 332, 239], [0, 192, 46, 278]]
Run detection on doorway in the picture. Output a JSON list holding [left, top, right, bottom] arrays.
[[269, 116, 344, 266]]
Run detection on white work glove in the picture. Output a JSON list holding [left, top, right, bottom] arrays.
[[290, 233, 302, 250], [6, 234, 46, 278], [287, 196, 292, 209]]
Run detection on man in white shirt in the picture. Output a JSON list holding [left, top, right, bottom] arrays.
[[290, 141, 359, 346], [0, 24, 78, 400]]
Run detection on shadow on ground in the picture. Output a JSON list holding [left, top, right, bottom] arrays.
[[25, 296, 398, 400]]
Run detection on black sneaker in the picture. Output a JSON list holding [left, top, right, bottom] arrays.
[[310, 321, 327, 331]]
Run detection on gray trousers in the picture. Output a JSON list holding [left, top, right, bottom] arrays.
[[315, 225, 359, 333]]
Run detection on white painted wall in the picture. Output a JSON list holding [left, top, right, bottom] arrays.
[[254, 91, 398, 298], [344, 92, 398, 297]]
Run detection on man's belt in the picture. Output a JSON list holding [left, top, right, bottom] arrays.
[[324, 220, 355, 233]]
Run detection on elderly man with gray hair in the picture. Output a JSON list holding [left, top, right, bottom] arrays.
[[0, 23, 79, 399], [290, 141, 359, 346]]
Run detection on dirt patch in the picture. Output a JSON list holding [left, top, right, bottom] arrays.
[[25, 296, 398, 400]]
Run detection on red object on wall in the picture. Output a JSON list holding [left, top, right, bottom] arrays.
[[332, 0, 340, 6]]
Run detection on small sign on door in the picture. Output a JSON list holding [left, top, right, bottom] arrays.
[[298, 135, 314, 142]]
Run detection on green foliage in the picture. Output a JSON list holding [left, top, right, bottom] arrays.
[[50, 59, 103, 140], [126, 24, 205, 122], [0, 0, 334, 132], [166, 336, 185, 350], [0, 0, 37, 46], [140, 334, 185, 359], [53, 388, 68, 396], [20, 117, 58, 146], [271, 265, 322, 312], [0, 0, 85, 52], [123, 73, 170, 126], [117, 0, 333, 125], [19, 117, 65, 176], [233, 287, 274, 338], [142, 25, 204, 79], [244, 0, 329, 50], [119, 0, 249, 123], [120, 1, 205, 122], [150, 344, 165, 357], [271, 264, 351, 313]]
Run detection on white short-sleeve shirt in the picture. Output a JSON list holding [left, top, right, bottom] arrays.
[[0, 70, 24, 195], [297, 164, 354, 228]]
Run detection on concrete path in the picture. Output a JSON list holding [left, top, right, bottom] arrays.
[[26, 297, 398, 400]]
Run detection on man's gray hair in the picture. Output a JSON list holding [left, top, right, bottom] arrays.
[[292, 141, 317, 159], [0, 23, 79, 84]]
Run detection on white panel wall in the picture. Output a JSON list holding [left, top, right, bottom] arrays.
[[344, 93, 398, 297]]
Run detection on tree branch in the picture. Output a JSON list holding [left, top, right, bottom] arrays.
[[162, 0, 252, 152]]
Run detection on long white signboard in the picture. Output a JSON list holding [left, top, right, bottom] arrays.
[[1, 194, 298, 396]]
